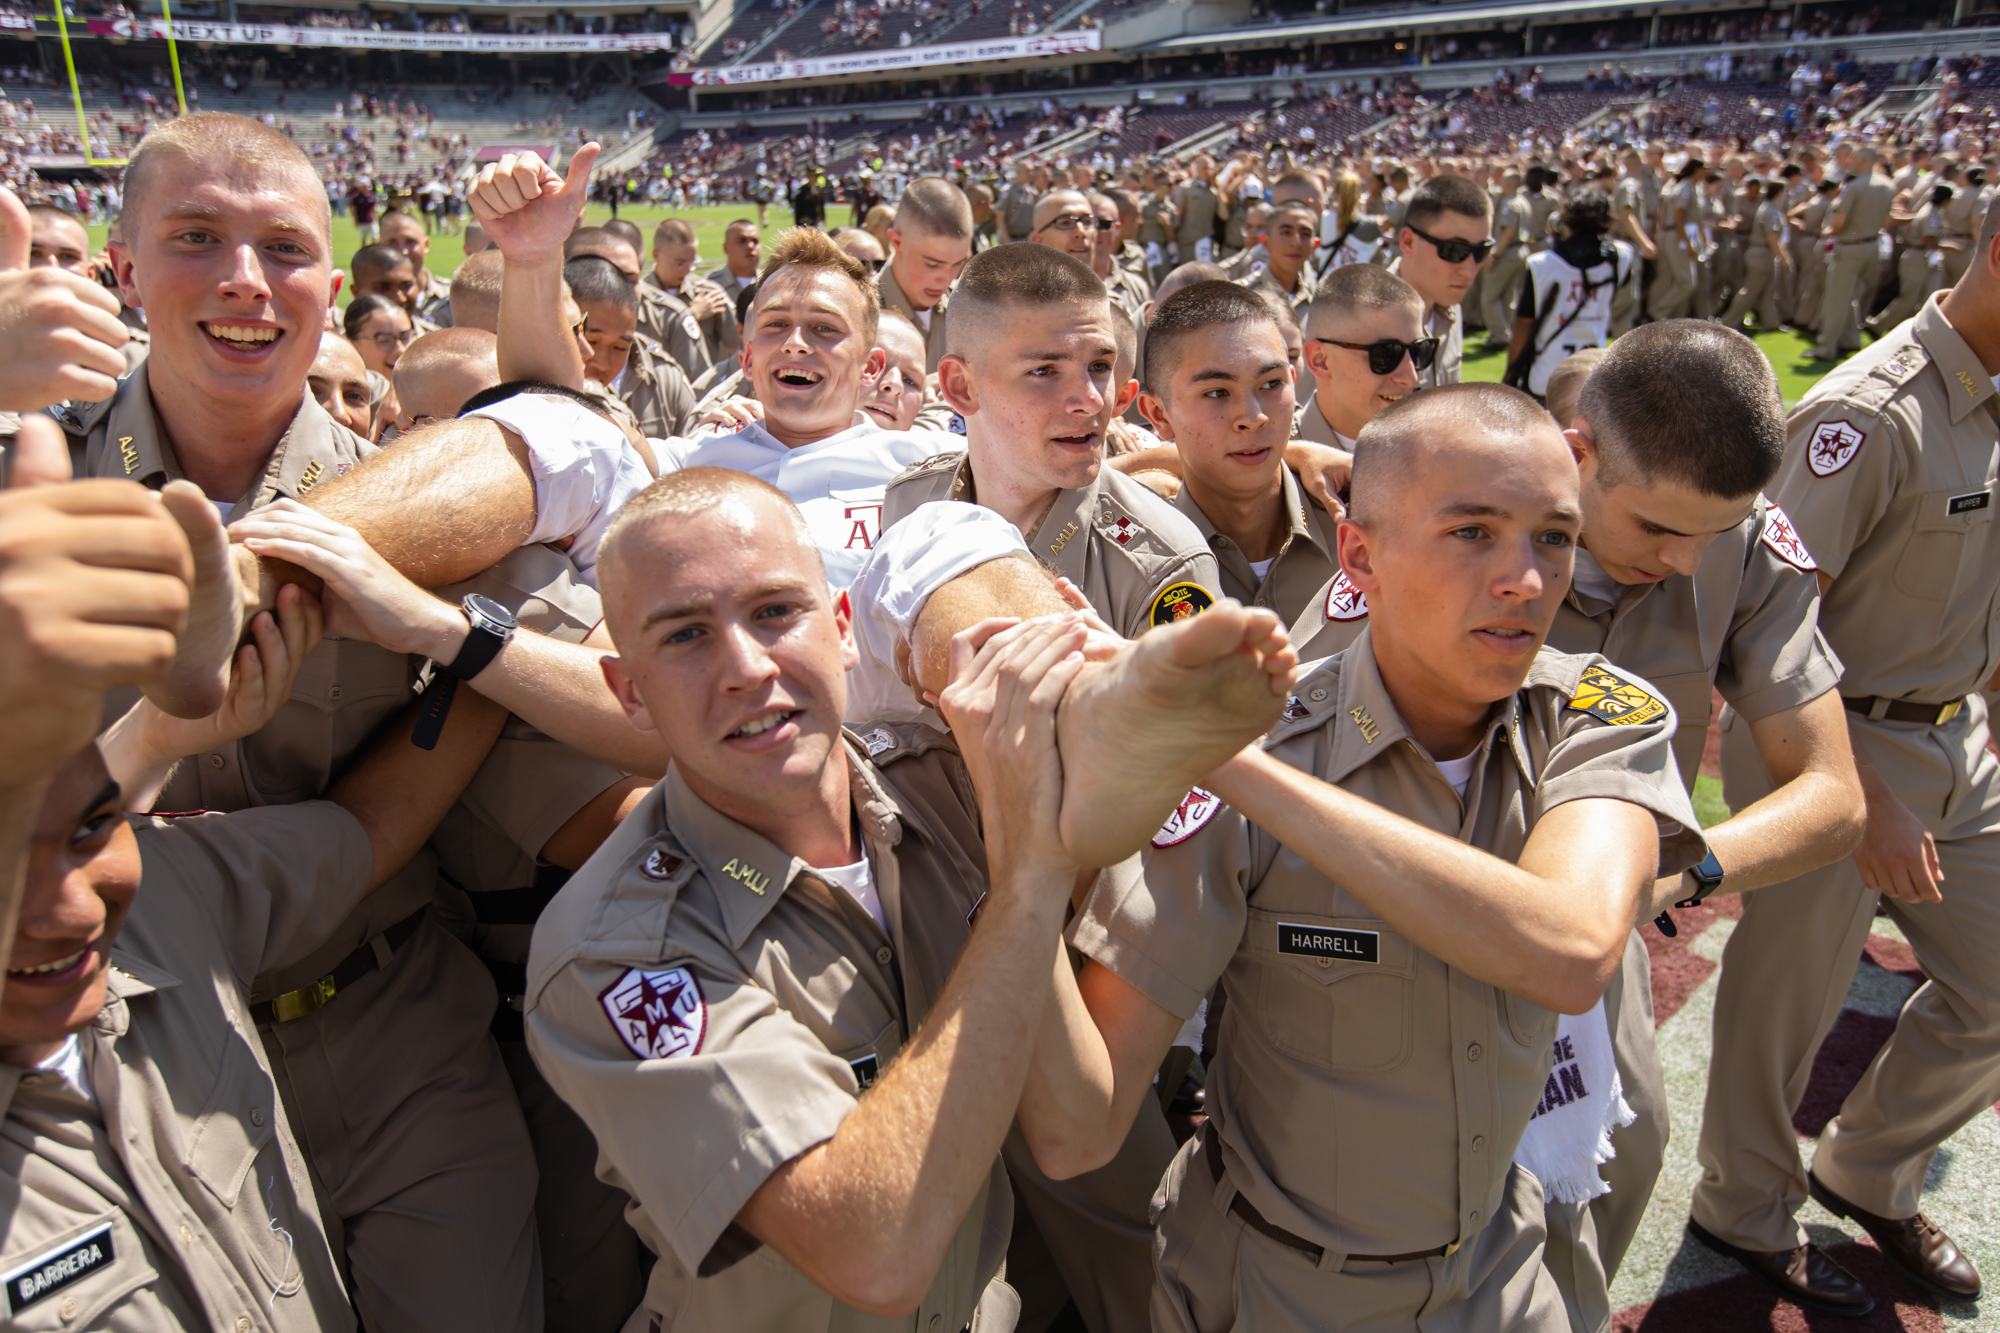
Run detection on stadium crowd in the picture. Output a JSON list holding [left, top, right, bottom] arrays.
[[0, 45, 1996, 1333]]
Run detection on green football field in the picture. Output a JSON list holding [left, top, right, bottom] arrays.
[[1459, 322, 1848, 411]]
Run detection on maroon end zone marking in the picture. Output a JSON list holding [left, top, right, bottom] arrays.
[[1791, 1009, 1899, 1138], [1614, 1241, 1952, 1330]]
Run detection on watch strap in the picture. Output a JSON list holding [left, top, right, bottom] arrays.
[[441, 602, 512, 682], [411, 675, 458, 751]]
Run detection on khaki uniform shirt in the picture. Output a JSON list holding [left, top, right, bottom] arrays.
[[618, 332, 699, 440], [525, 731, 1018, 1331], [1174, 181, 1220, 246], [638, 273, 723, 381], [0, 803, 373, 1333], [874, 263, 950, 373], [1832, 173, 1896, 244], [707, 265, 757, 349], [1524, 190, 1559, 253], [1072, 632, 1703, 1260], [1116, 241, 1152, 291], [1776, 292, 2000, 704], [880, 449, 1224, 638], [692, 364, 749, 417], [1103, 264, 1149, 322], [414, 268, 454, 328], [1420, 302, 1463, 390], [1494, 192, 1530, 257], [1171, 464, 1338, 624], [1244, 264, 1312, 322], [1290, 390, 1355, 449]]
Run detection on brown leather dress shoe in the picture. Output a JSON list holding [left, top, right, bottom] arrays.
[[1687, 1219, 1875, 1316], [1809, 1170, 1983, 1300]]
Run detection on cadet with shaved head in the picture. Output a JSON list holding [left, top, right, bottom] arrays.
[[879, 177, 972, 372], [640, 217, 731, 379], [1018, 382, 1705, 1333], [379, 209, 452, 326]]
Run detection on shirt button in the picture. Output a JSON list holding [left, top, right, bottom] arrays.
[[876, 946, 894, 966], [208, 753, 226, 769], [329, 686, 343, 702], [236, 1320, 252, 1333], [179, 1223, 192, 1243], [1468, 1210, 1479, 1225], [1308, 688, 1328, 702], [251, 1108, 265, 1127], [59, 1295, 79, 1322], [1472, 1136, 1485, 1152], [1466, 1043, 1483, 1062], [1314, 956, 1332, 969]]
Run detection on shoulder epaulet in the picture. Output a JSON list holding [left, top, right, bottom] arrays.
[[891, 449, 966, 486], [1264, 657, 1341, 745], [52, 395, 111, 436], [848, 721, 958, 765]]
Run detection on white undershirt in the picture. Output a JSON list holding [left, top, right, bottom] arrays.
[[1435, 751, 1478, 798], [912, 306, 933, 333], [1570, 548, 1623, 609], [1248, 556, 1276, 579], [34, 1033, 95, 1106], [815, 858, 886, 932]]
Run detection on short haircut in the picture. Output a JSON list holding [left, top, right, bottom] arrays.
[[876, 305, 924, 350], [565, 256, 639, 314], [1543, 348, 1605, 430], [123, 112, 327, 237], [944, 243, 1106, 360], [1143, 280, 1281, 395], [565, 226, 639, 269], [1266, 200, 1319, 230], [1574, 320, 1782, 499], [1402, 174, 1492, 232], [603, 218, 644, 253], [1350, 383, 1556, 529], [894, 177, 973, 240], [724, 217, 758, 238], [381, 209, 425, 235], [756, 226, 880, 341], [1305, 262, 1423, 338], [1272, 168, 1324, 207], [1153, 261, 1227, 307], [341, 292, 407, 340], [25, 203, 84, 229], [598, 466, 821, 630], [1255, 287, 1301, 331], [1031, 189, 1091, 230], [449, 250, 506, 332], [392, 326, 500, 413], [654, 218, 697, 249], [351, 242, 411, 276], [1108, 303, 1137, 384]]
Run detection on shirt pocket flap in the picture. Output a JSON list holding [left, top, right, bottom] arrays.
[[0, 1209, 158, 1328], [182, 1034, 278, 1211]]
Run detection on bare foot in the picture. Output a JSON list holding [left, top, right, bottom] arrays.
[[1056, 599, 1298, 866]]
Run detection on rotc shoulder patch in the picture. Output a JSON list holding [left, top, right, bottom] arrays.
[[599, 965, 707, 1060], [1323, 571, 1369, 621], [1152, 787, 1222, 847], [1567, 666, 1668, 728], [1150, 582, 1214, 627], [1806, 419, 1866, 477], [1760, 505, 1817, 571]]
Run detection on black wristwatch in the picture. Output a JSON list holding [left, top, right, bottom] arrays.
[[1675, 848, 1727, 909], [441, 594, 516, 682], [1654, 849, 1725, 937]]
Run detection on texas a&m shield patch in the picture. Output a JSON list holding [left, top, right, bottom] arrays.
[[1760, 505, 1816, 571], [1323, 571, 1369, 622], [1153, 788, 1223, 848], [1806, 419, 1865, 477], [600, 966, 707, 1060]]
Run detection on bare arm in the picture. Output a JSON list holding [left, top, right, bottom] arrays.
[[329, 682, 508, 891], [468, 145, 601, 389], [1205, 746, 1656, 1013], [1646, 689, 1862, 914], [1508, 312, 1533, 362], [737, 618, 1087, 1314]]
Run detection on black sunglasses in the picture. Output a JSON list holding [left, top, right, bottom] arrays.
[[1406, 224, 1495, 264], [1319, 336, 1440, 376]]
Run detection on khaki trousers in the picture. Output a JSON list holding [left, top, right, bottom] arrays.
[[1789, 237, 1827, 330], [1646, 237, 1697, 322], [1868, 247, 1939, 334], [1482, 248, 1528, 345], [1152, 1127, 1566, 1332], [1812, 241, 1879, 355], [1541, 930, 1668, 1333], [1721, 246, 1782, 330], [1692, 699, 2000, 1250], [263, 918, 543, 1333]]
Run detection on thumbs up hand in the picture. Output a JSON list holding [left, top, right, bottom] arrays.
[[0, 185, 129, 412], [468, 143, 603, 264]]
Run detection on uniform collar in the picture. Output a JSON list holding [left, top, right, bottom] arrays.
[[0, 950, 178, 1117], [1322, 624, 1530, 788], [641, 271, 689, 309], [659, 739, 929, 950], [102, 366, 360, 517], [1292, 390, 1356, 448], [1912, 292, 1998, 425], [1172, 463, 1324, 561], [877, 263, 915, 322]]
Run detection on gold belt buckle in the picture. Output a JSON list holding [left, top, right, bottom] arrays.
[[1937, 699, 1964, 726], [1443, 1237, 1463, 1258], [270, 975, 337, 1024]]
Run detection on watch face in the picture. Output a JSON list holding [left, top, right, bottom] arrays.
[[464, 593, 518, 633]]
